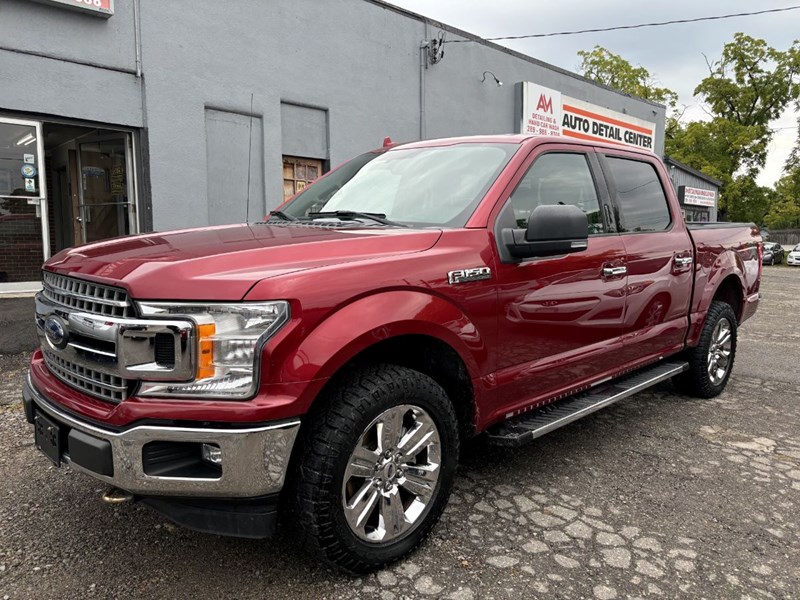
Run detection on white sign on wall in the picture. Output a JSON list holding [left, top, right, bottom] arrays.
[[520, 83, 563, 138], [520, 82, 657, 152], [679, 186, 717, 207]]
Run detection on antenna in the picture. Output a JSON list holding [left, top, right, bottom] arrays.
[[245, 92, 254, 223]]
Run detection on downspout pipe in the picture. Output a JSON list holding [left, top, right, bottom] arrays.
[[133, 0, 143, 78], [419, 23, 428, 141]]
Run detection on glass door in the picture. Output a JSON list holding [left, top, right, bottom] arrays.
[[77, 135, 136, 244], [0, 117, 48, 292]]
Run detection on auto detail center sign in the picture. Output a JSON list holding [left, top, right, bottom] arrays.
[[520, 82, 656, 152]]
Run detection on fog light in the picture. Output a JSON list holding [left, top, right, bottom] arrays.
[[201, 443, 222, 465]]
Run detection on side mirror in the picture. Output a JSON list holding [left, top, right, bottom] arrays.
[[502, 204, 589, 259]]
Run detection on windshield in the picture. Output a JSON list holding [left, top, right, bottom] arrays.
[[282, 143, 518, 227]]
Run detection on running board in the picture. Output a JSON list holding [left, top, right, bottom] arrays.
[[486, 361, 689, 447]]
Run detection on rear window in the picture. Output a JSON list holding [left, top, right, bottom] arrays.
[[605, 157, 671, 233]]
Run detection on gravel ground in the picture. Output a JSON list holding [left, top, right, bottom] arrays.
[[1, 267, 799, 599]]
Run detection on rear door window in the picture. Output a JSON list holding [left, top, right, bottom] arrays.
[[604, 157, 671, 233]]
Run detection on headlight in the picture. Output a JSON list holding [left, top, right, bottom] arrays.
[[135, 301, 290, 398]]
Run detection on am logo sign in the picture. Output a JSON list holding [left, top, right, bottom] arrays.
[[536, 94, 554, 114]]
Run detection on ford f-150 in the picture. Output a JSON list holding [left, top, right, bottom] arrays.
[[22, 135, 761, 573]]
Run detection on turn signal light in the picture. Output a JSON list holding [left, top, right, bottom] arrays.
[[197, 323, 216, 379]]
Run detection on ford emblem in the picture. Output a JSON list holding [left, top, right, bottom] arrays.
[[44, 315, 69, 350]]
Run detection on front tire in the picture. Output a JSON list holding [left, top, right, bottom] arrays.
[[674, 300, 737, 398], [290, 364, 460, 574]]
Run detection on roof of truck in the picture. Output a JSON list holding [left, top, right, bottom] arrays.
[[397, 134, 655, 156]]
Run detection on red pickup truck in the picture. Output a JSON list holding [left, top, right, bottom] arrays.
[[23, 135, 761, 573]]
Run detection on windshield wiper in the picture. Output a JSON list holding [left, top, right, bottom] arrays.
[[306, 210, 407, 227], [268, 210, 298, 221]]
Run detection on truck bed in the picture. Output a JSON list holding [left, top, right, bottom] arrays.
[[686, 222, 762, 343]]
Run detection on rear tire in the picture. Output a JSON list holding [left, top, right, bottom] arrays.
[[674, 300, 737, 398], [290, 364, 460, 574]]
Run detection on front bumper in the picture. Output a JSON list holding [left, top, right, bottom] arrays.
[[23, 372, 300, 499]]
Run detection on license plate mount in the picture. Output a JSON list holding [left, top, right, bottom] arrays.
[[34, 411, 62, 467]]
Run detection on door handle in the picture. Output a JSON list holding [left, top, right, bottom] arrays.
[[673, 255, 693, 274], [602, 266, 627, 278]]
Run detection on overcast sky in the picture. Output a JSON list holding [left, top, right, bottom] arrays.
[[387, 0, 800, 187]]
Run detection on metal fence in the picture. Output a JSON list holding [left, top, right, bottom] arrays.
[[768, 230, 800, 246]]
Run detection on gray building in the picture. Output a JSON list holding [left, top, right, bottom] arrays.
[[0, 0, 666, 293], [664, 157, 721, 223]]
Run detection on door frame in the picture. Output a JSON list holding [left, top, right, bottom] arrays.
[[0, 115, 49, 295]]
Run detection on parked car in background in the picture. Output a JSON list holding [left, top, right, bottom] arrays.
[[762, 242, 784, 265], [788, 244, 800, 266]]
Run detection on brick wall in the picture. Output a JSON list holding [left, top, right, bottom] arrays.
[[0, 197, 44, 283]]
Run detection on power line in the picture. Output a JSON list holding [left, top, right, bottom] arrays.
[[444, 5, 800, 44]]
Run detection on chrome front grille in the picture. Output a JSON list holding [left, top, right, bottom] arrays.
[[42, 271, 132, 318], [43, 349, 130, 403], [35, 279, 196, 405]]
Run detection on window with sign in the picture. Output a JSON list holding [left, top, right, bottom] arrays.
[[283, 157, 324, 201]]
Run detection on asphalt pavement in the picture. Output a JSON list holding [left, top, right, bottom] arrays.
[[1, 267, 799, 599]]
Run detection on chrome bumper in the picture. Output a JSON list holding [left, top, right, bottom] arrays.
[[24, 373, 300, 498]]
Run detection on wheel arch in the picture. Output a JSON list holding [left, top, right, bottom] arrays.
[[687, 252, 747, 347], [274, 290, 485, 435], [711, 274, 744, 323], [323, 334, 477, 440]]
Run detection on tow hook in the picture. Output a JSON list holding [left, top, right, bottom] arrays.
[[102, 487, 134, 505]]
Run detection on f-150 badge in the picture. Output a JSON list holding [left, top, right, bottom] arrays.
[[448, 267, 492, 285]]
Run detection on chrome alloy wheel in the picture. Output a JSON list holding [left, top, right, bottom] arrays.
[[342, 404, 442, 543], [707, 317, 733, 385]]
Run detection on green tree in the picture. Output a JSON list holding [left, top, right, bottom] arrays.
[[666, 118, 771, 221], [667, 34, 800, 222], [578, 37, 800, 222], [721, 176, 776, 225], [764, 182, 800, 229], [578, 46, 678, 109], [695, 35, 800, 128]]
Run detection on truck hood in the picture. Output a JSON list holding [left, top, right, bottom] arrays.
[[44, 224, 442, 301]]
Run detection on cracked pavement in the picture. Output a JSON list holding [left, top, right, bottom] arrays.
[[1, 267, 799, 599]]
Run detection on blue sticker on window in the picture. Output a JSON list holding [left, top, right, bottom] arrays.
[[21, 164, 37, 179]]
